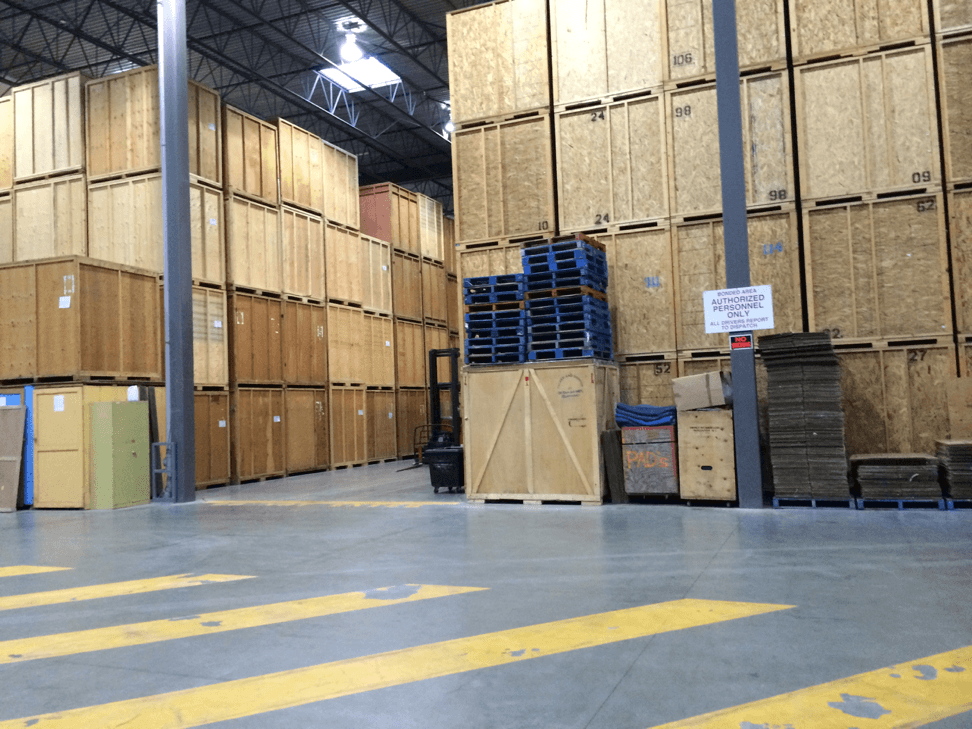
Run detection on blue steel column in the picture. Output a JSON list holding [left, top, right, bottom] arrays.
[[158, 0, 195, 501], [712, 0, 763, 508]]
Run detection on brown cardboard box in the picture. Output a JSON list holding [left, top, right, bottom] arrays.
[[672, 371, 731, 412]]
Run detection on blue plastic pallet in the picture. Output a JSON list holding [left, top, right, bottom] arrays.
[[772, 497, 856, 509], [465, 310, 526, 324], [524, 271, 607, 292], [522, 247, 607, 267], [465, 337, 525, 349], [525, 293, 610, 310], [466, 326, 527, 339], [855, 497, 946, 510], [464, 286, 524, 305], [465, 351, 526, 365], [463, 274, 524, 288], [523, 238, 605, 256], [946, 499, 972, 510], [528, 348, 613, 361], [530, 330, 613, 346], [528, 312, 612, 330], [522, 252, 608, 275]]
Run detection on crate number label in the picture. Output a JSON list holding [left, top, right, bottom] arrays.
[[674, 105, 692, 118], [358, 410, 364, 416], [273, 416, 281, 423], [317, 326, 325, 338], [590, 110, 605, 122], [823, 328, 843, 339], [127, 386, 139, 402], [768, 190, 787, 201], [538, 220, 549, 231], [917, 199, 936, 212], [703, 284, 775, 333], [59, 296, 71, 309], [763, 242, 784, 255], [209, 218, 218, 226], [645, 276, 662, 289], [237, 312, 245, 325], [53, 395, 65, 413], [382, 265, 388, 271], [218, 420, 226, 428], [213, 320, 222, 328], [673, 52, 694, 66], [654, 363, 671, 375], [63, 275, 75, 294], [594, 213, 611, 225], [912, 170, 931, 184]]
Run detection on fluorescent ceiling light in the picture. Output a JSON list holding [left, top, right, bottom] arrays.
[[340, 33, 363, 63], [321, 57, 402, 93]]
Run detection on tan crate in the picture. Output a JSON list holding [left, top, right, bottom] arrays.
[[282, 301, 327, 386], [422, 260, 448, 325], [804, 193, 951, 341], [13, 73, 87, 182], [939, 35, 972, 186], [453, 115, 555, 245], [330, 385, 367, 466], [457, 244, 524, 280], [447, 276, 460, 333], [324, 223, 363, 305], [668, 71, 793, 218], [158, 286, 228, 388], [277, 118, 324, 214], [837, 340, 956, 456], [424, 325, 450, 388], [228, 292, 283, 385], [790, 0, 929, 63], [950, 189, 972, 334], [0, 193, 11, 264], [195, 391, 231, 488], [446, 0, 549, 126], [934, 0, 972, 35], [359, 182, 420, 255], [0, 97, 11, 191], [556, 94, 669, 234], [678, 409, 735, 501], [0, 257, 161, 381], [392, 250, 424, 321], [618, 354, 677, 407], [395, 319, 426, 388], [361, 235, 393, 315], [230, 387, 285, 481], [284, 387, 329, 474], [673, 207, 803, 351], [443, 215, 456, 275], [419, 195, 444, 261], [86, 67, 222, 187], [396, 388, 429, 458], [366, 390, 397, 461], [322, 139, 359, 230], [962, 336, 972, 378], [327, 303, 365, 385], [223, 104, 278, 205], [225, 194, 281, 293], [13, 174, 86, 261], [281, 205, 324, 300], [795, 46, 940, 201], [365, 312, 396, 388]]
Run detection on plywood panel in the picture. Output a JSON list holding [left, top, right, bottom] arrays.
[[422, 261, 448, 324], [327, 304, 366, 385], [796, 47, 939, 200], [277, 119, 323, 214], [934, 0, 972, 35], [191, 287, 228, 387], [195, 392, 230, 487], [0, 97, 12, 191], [677, 409, 735, 500], [285, 388, 329, 473], [229, 293, 283, 384], [939, 36, 972, 186], [790, 0, 929, 62], [281, 205, 325, 300], [13, 73, 86, 181], [424, 325, 450, 388], [366, 390, 396, 460], [322, 139, 359, 230], [443, 216, 456, 275], [392, 251, 424, 321], [230, 387, 285, 481], [361, 235, 392, 314], [282, 301, 327, 386], [457, 245, 524, 280], [619, 357, 677, 406], [418, 195, 444, 261], [222, 105, 278, 205], [225, 194, 281, 292], [13, 174, 86, 262], [329, 386, 366, 465], [395, 319, 426, 388], [950, 189, 972, 334], [0, 194, 11, 265], [365, 313, 396, 388], [447, 276, 460, 333], [324, 223, 363, 305], [396, 388, 428, 458]]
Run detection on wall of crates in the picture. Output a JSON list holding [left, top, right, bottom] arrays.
[[0, 67, 457, 493], [447, 0, 972, 457]]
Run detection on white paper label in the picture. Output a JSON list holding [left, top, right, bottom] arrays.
[[273, 415, 281, 423], [0, 397, 6, 406], [382, 265, 387, 271], [53, 395, 65, 412], [218, 420, 226, 428], [317, 326, 324, 338], [703, 285, 775, 334], [358, 410, 364, 416], [213, 320, 222, 328], [127, 386, 139, 401], [385, 340, 391, 347], [388, 412, 393, 419], [59, 296, 71, 309], [63, 275, 75, 294], [209, 123, 216, 131], [209, 218, 218, 226]]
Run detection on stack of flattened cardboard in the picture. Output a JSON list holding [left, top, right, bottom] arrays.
[[850, 454, 941, 500], [937, 440, 972, 500], [759, 332, 849, 499]]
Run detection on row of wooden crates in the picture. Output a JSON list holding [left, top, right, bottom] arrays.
[[446, 0, 971, 124], [452, 38, 972, 244]]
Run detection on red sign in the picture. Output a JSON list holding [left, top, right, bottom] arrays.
[[730, 334, 753, 350]]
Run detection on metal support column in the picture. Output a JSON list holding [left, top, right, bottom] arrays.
[[712, 0, 763, 508], [158, 0, 195, 502]]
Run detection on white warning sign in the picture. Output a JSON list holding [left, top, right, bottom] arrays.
[[703, 285, 774, 334]]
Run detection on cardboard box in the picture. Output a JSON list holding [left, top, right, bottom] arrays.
[[672, 371, 731, 412]]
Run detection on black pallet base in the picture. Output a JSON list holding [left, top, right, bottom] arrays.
[[772, 497, 856, 509], [945, 499, 972, 510], [855, 498, 946, 510]]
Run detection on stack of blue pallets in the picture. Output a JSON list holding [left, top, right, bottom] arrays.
[[463, 274, 526, 365]]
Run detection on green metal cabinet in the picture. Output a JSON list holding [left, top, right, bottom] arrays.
[[89, 401, 150, 510]]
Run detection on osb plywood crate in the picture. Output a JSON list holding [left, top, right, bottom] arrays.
[[453, 115, 555, 245], [396, 388, 428, 458], [677, 409, 735, 501], [463, 362, 619, 504], [938, 35, 972, 186], [366, 390, 397, 461], [359, 182, 420, 256], [667, 71, 793, 218], [664, 0, 786, 85], [281, 205, 324, 301], [551, 0, 665, 108], [396, 319, 426, 389], [789, 0, 929, 64], [194, 391, 231, 488], [323, 139, 359, 230], [443, 215, 456, 274], [422, 260, 448, 325], [330, 385, 367, 466], [225, 193, 281, 293], [673, 208, 803, 351], [13, 174, 86, 262], [795, 47, 940, 201], [446, 0, 549, 126], [282, 301, 327, 387], [277, 118, 324, 214], [837, 340, 956, 456], [950, 189, 972, 334], [223, 104, 279, 206], [13, 73, 87, 183], [0, 194, 11, 265], [365, 312, 396, 388], [325, 223, 364, 306], [285, 387, 329, 475], [230, 387, 285, 482], [0, 97, 11, 191], [87, 173, 225, 285], [86, 67, 222, 187], [447, 276, 461, 333], [361, 235, 393, 315], [228, 292, 283, 385], [556, 94, 669, 234], [619, 353, 678, 407], [934, 0, 972, 36], [804, 193, 951, 342], [961, 336, 972, 378], [157, 285, 228, 387], [327, 304, 366, 385], [457, 243, 523, 279], [392, 249, 424, 322], [419, 195, 444, 262]]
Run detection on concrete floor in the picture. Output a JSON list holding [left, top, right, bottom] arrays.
[[1, 462, 971, 728]]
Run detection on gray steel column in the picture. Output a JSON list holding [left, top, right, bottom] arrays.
[[158, 0, 195, 502], [712, 0, 763, 508]]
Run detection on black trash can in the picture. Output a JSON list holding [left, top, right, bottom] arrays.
[[424, 446, 464, 493]]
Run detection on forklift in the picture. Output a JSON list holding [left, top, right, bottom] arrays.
[[419, 348, 463, 493]]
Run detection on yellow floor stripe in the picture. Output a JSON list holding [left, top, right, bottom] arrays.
[[0, 566, 70, 579], [0, 574, 252, 612], [0, 584, 485, 665], [0, 598, 791, 728], [206, 499, 459, 509], [651, 644, 972, 728]]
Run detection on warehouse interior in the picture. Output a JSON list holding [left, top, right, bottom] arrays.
[[1, 0, 972, 727]]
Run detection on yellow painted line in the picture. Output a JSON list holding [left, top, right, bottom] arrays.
[[206, 499, 460, 509], [0, 574, 253, 612], [651, 644, 972, 728], [0, 598, 791, 728], [0, 566, 70, 579], [0, 584, 485, 665]]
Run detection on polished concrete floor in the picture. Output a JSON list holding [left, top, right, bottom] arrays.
[[1, 463, 971, 728]]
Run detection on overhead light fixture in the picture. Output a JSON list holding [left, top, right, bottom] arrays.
[[340, 33, 363, 63], [321, 57, 402, 93], [445, 120, 455, 133]]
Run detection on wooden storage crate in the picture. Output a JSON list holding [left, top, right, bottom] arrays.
[[396, 388, 428, 458], [13, 73, 86, 182], [463, 362, 619, 503], [619, 354, 678, 407], [366, 390, 397, 461], [365, 313, 396, 388], [457, 244, 523, 280], [453, 115, 555, 245], [678, 350, 770, 429], [962, 336, 972, 378], [447, 276, 460, 333], [330, 385, 367, 466], [795, 47, 939, 201], [938, 35, 972, 186], [225, 194, 281, 293], [446, 0, 549, 126], [322, 139, 359, 230], [673, 208, 803, 351], [195, 391, 231, 488], [327, 304, 365, 385], [443, 216, 456, 275], [223, 105, 278, 205], [325, 223, 363, 305], [418, 195, 444, 262], [422, 261, 448, 325], [175, 286, 228, 388], [395, 319, 426, 388], [277, 118, 323, 214], [804, 193, 951, 341], [934, 0, 972, 35], [361, 235, 393, 315], [789, 0, 929, 63], [13, 174, 86, 261], [359, 182, 420, 255], [950, 188, 972, 334], [86, 67, 222, 187], [0, 257, 161, 382], [601, 225, 676, 355], [0, 97, 11, 191], [282, 301, 327, 386], [556, 94, 669, 234], [392, 250, 424, 321], [284, 387, 329, 474], [668, 71, 793, 218], [230, 387, 285, 481], [281, 205, 325, 301], [837, 340, 956, 456], [424, 325, 450, 387], [678, 409, 735, 501], [0, 194, 11, 264], [228, 292, 283, 384]]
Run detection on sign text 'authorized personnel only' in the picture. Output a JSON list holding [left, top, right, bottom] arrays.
[[703, 285, 774, 334]]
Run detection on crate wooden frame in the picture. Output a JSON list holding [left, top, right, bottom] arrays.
[[225, 193, 282, 294], [329, 384, 368, 467], [281, 204, 325, 301], [392, 249, 424, 322], [228, 291, 284, 385], [276, 118, 324, 215], [938, 34, 972, 187], [422, 260, 448, 325], [395, 318, 426, 389], [159, 284, 228, 388], [327, 303, 366, 386], [934, 0, 972, 36], [0, 192, 11, 265], [949, 188, 972, 333], [12, 72, 87, 183], [358, 182, 421, 256], [322, 138, 360, 230], [366, 389, 397, 461], [282, 300, 327, 387], [194, 391, 232, 488], [396, 387, 429, 458], [284, 387, 330, 475], [13, 173, 87, 262], [230, 386, 286, 482], [222, 104, 279, 206], [618, 352, 678, 407], [0, 97, 12, 192]]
